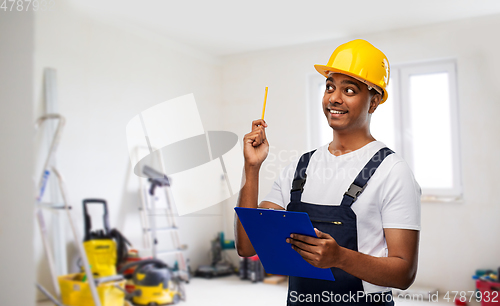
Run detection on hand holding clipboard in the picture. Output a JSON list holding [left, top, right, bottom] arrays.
[[235, 207, 335, 281]]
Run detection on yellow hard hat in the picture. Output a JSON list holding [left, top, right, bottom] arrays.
[[314, 39, 390, 103]]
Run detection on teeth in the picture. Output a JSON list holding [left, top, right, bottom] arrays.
[[329, 109, 346, 114]]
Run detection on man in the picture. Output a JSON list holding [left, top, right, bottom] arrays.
[[235, 39, 420, 305]]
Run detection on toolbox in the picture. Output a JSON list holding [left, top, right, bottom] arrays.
[[59, 273, 125, 306]]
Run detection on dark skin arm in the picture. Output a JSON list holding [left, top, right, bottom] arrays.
[[234, 119, 285, 257], [287, 227, 419, 290]]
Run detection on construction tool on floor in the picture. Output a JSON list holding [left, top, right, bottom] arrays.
[[195, 171, 237, 279], [83, 198, 133, 278], [83, 199, 117, 277], [195, 232, 236, 278], [239, 255, 265, 283], [137, 162, 190, 283], [82, 198, 136, 279], [119, 258, 184, 305], [35, 114, 102, 306]]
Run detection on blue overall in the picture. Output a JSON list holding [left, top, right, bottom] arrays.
[[286, 147, 395, 306]]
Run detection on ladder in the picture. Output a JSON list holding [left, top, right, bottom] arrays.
[[35, 114, 102, 306], [135, 148, 190, 282]]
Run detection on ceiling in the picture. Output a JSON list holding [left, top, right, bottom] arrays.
[[70, 0, 500, 56]]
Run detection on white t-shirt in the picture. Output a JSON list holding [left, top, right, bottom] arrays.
[[262, 140, 421, 293]]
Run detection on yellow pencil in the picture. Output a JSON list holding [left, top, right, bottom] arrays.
[[261, 86, 268, 120]]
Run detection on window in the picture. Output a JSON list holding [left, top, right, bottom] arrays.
[[307, 59, 462, 201]]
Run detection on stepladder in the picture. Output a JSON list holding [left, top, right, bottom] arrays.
[[137, 162, 190, 283]]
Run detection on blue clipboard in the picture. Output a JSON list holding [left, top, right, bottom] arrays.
[[235, 207, 335, 281]]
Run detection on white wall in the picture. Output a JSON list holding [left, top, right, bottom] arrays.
[[34, 0, 226, 298], [221, 14, 500, 292], [0, 10, 36, 306]]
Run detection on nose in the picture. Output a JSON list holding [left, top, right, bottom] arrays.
[[328, 88, 343, 105]]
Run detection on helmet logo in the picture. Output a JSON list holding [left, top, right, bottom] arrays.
[[382, 58, 390, 85]]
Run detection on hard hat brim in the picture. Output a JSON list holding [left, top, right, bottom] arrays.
[[314, 64, 388, 103]]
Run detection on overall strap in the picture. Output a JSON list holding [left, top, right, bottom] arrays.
[[290, 150, 317, 203], [340, 147, 394, 207]]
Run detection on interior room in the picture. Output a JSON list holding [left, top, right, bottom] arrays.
[[2, 0, 500, 305]]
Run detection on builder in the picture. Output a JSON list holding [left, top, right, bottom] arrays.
[[235, 39, 421, 305]]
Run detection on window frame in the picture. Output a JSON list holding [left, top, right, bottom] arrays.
[[396, 59, 463, 200]]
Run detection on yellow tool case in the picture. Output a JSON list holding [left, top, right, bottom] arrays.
[[59, 273, 126, 306]]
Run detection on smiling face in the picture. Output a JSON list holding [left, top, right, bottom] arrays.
[[322, 73, 381, 134]]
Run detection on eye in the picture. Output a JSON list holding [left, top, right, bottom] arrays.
[[326, 84, 334, 92], [345, 88, 355, 94]]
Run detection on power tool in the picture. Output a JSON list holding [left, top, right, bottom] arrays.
[[119, 259, 184, 305], [83, 198, 131, 278]]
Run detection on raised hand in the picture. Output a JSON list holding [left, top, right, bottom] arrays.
[[243, 119, 269, 168]]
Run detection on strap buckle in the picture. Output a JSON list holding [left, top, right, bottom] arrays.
[[291, 175, 307, 192], [344, 183, 367, 201]]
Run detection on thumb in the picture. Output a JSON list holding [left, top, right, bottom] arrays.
[[314, 228, 328, 238]]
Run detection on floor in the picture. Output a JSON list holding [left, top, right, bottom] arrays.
[[37, 275, 479, 305]]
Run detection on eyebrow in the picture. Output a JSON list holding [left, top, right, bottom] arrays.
[[326, 77, 362, 91], [342, 79, 361, 90]]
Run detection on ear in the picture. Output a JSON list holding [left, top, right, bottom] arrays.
[[368, 93, 381, 114]]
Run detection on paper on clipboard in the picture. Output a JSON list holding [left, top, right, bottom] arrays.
[[235, 207, 335, 281]]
